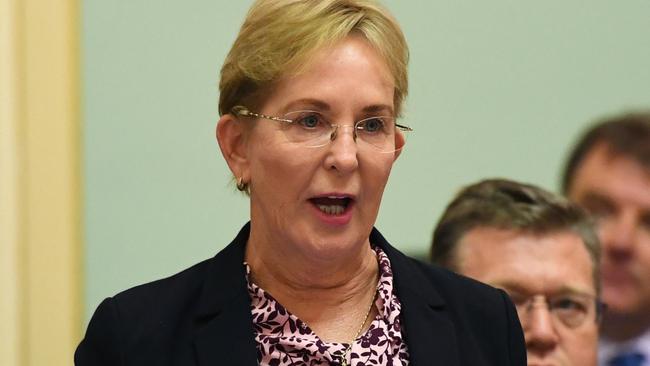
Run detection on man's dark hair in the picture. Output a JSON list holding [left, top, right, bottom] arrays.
[[562, 111, 650, 193], [431, 178, 601, 293]]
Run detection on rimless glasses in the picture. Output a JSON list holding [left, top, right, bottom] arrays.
[[232, 106, 412, 154]]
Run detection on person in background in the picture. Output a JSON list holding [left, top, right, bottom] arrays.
[[562, 112, 650, 366], [431, 178, 602, 366], [75, 1, 526, 365]]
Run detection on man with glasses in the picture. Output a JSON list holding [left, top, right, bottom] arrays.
[[562, 113, 650, 366], [430, 179, 602, 366]]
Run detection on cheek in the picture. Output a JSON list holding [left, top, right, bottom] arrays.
[[250, 142, 318, 195], [565, 321, 598, 341], [564, 326, 598, 360], [362, 157, 395, 197], [638, 248, 650, 290], [640, 240, 650, 266], [374, 155, 395, 180]]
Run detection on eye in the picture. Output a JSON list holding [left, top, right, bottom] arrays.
[[550, 296, 592, 328], [294, 112, 324, 129], [580, 193, 616, 221], [640, 212, 650, 232], [551, 297, 587, 315], [358, 117, 387, 133], [556, 298, 582, 309]]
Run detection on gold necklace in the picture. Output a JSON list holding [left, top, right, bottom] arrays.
[[339, 290, 377, 366]]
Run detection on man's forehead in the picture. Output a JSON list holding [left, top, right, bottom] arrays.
[[488, 279, 595, 298], [457, 227, 596, 294], [458, 227, 586, 257]]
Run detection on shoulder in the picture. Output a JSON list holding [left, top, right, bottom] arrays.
[[401, 257, 526, 365], [84, 225, 250, 333], [415, 258, 526, 362], [410, 259, 513, 322], [111, 256, 214, 322], [371, 229, 526, 365], [75, 231, 250, 365], [411, 257, 505, 308], [372, 228, 507, 310], [75, 257, 215, 365], [393, 252, 509, 320]]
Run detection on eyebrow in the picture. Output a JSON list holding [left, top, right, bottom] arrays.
[[282, 98, 330, 112], [362, 104, 394, 116], [579, 191, 618, 212], [282, 99, 394, 116], [490, 281, 596, 298], [581, 191, 650, 223]]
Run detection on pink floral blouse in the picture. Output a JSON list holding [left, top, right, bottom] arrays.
[[245, 246, 410, 366]]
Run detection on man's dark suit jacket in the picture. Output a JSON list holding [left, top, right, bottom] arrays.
[[76, 223, 526, 365]]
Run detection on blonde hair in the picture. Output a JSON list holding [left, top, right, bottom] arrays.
[[218, 0, 409, 117]]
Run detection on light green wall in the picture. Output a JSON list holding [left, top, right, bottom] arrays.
[[83, 0, 650, 321]]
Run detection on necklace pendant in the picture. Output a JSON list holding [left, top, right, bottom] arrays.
[[339, 351, 349, 366]]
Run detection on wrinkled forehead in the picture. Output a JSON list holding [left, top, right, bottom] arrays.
[[457, 228, 596, 295]]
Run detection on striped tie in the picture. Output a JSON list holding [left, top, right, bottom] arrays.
[[608, 352, 645, 366]]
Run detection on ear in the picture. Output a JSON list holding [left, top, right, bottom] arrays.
[[216, 113, 250, 182], [392, 130, 405, 161]]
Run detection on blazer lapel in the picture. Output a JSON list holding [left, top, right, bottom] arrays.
[[192, 223, 258, 366], [193, 294, 258, 366], [397, 285, 461, 366], [371, 228, 461, 366]]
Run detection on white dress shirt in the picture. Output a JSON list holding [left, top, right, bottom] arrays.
[[600, 328, 650, 366]]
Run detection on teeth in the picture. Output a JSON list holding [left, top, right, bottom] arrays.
[[317, 204, 345, 215]]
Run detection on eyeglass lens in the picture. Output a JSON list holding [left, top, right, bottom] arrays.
[[511, 294, 596, 329]]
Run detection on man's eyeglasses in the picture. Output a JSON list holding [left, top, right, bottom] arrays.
[[231, 106, 413, 154], [506, 291, 605, 329]]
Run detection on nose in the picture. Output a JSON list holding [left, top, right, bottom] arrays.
[[324, 125, 359, 174], [524, 305, 559, 356]]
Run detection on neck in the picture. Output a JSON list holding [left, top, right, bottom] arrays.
[[245, 232, 378, 304], [602, 312, 650, 342], [245, 225, 379, 341]]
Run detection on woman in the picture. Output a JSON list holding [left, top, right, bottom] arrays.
[[76, 1, 526, 365]]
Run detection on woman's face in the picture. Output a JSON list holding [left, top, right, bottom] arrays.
[[243, 35, 402, 259]]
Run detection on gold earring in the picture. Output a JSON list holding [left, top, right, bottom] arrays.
[[236, 177, 247, 191]]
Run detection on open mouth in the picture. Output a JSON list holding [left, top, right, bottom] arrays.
[[309, 196, 353, 216]]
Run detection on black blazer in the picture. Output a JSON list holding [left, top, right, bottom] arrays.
[[76, 223, 526, 365]]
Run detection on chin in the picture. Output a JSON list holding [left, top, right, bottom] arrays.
[[527, 358, 562, 366], [310, 234, 364, 256]]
